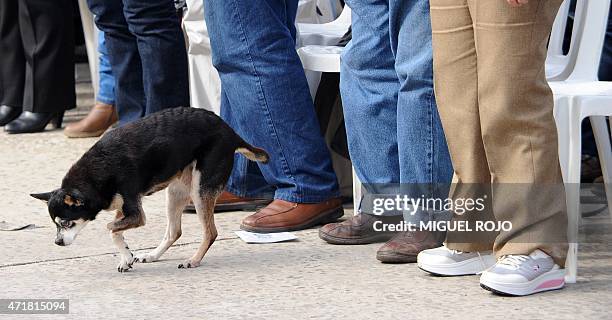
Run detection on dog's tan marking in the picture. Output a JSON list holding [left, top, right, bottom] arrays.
[[64, 195, 83, 207], [236, 147, 268, 162], [107, 209, 145, 232], [145, 171, 183, 196], [105, 194, 124, 211], [106, 196, 146, 232]]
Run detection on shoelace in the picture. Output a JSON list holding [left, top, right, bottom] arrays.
[[444, 247, 490, 274], [498, 254, 530, 269]]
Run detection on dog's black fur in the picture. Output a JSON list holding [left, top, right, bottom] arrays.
[[32, 107, 268, 245]]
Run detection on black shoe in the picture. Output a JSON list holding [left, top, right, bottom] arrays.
[[0, 105, 22, 126], [4, 111, 64, 134]]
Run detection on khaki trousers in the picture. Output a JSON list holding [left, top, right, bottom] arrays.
[[429, 0, 568, 266]]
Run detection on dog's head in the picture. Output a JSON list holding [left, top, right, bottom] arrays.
[[31, 189, 98, 246]]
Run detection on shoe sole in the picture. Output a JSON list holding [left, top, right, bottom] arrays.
[[239, 206, 345, 233], [480, 269, 565, 296], [318, 230, 395, 245], [64, 128, 107, 138], [417, 254, 496, 276], [377, 251, 417, 264], [183, 199, 273, 214]]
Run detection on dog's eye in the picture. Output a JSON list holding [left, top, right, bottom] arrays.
[[60, 221, 74, 228]]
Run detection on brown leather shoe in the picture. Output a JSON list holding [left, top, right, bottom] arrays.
[[376, 231, 445, 264], [64, 103, 117, 138], [240, 198, 343, 233], [319, 214, 403, 245], [184, 191, 272, 213]]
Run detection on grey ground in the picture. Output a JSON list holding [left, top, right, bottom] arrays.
[[0, 73, 611, 319]]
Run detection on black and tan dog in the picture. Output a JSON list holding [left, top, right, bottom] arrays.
[[31, 107, 268, 272]]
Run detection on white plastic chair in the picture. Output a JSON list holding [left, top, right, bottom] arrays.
[[77, 0, 99, 94], [546, 0, 585, 81], [297, 6, 351, 47], [548, 0, 612, 284], [297, 0, 343, 24], [297, 20, 362, 211]]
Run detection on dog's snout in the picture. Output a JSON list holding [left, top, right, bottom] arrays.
[[55, 238, 65, 246]]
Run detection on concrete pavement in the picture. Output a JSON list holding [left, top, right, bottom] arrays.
[[0, 84, 611, 319]]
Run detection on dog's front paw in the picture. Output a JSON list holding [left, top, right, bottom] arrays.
[[134, 252, 158, 264], [117, 255, 136, 273], [178, 259, 200, 269]]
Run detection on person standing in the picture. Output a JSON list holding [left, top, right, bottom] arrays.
[[86, 0, 189, 125], [182, 0, 221, 114], [0, 0, 76, 134], [64, 31, 118, 138], [318, 0, 454, 263], [417, 0, 568, 296], [203, 0, 344, 232]]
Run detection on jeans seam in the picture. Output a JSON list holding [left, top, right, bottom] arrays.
[[228, 0, 301, 198], [427, 88, 435, 183]]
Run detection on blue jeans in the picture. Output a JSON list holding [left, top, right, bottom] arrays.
[[87, 0, 189, 124], [341, 0, 453, 213], [204, 0, 340, 203], [96, 31, 115, 106]]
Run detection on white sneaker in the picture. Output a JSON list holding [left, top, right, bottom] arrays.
[[417, 246, 496, 276], [480, 249, 565, 296]]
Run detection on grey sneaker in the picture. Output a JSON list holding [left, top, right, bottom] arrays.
[[417, 245, 496, 276], [480, 249, 565, 296]]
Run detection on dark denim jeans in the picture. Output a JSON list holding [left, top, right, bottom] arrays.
[[87, 0, 189, 124], [341, 0, 453, 214], [204, 0, 340, 203]]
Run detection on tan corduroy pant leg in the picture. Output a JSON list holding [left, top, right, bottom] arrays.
[[430, 0, 568, 266]]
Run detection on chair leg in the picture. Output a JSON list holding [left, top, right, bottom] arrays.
[[564, 158, 581, 283], [562, 103, 583, 284], [565, 243, 578, 283], [304, 70, 322, 100], [591, 116, 612, 223]]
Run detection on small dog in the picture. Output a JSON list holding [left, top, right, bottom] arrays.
[[31, 107, 268, 272]]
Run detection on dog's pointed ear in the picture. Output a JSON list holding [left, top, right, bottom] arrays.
[[30, 191, 54, 203], [63, 194, 84, 207]]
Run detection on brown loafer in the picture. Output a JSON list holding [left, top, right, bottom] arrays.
[[184, 191, 272, 213], [64, 103, 118, 138], [319, 214, 403, 245], [240, 198, 343, 233], [376, 230, 445, 264]]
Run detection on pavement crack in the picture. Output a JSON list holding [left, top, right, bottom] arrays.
[[0, 236, 239, 269]]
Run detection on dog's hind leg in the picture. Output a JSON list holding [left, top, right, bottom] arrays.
[[178, 169, 220, 269], [136, 174, 192, 264]]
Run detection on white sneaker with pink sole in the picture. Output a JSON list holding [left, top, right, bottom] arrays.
[[480, 249, 565, 296]]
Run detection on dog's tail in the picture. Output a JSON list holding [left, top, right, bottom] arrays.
[[235, 139, 270, 164]]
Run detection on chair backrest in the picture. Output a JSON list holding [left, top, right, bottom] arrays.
[[567, 0, 611, 81], [548, 0, 571, 57], [546, 0, 589, 81], [335, 5, 351, 25]]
